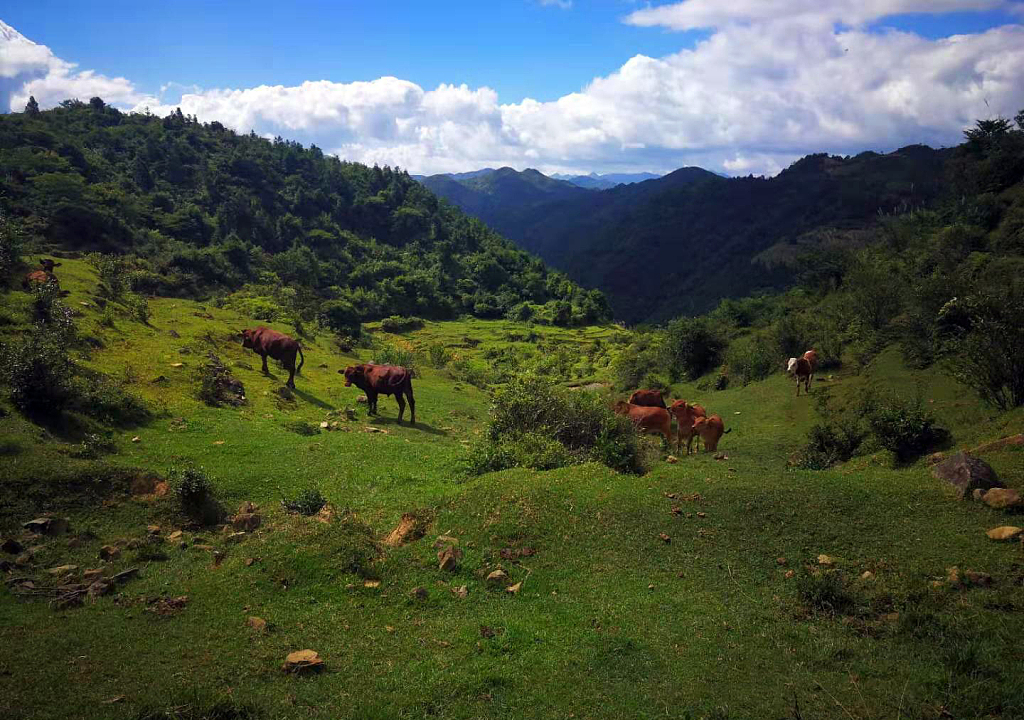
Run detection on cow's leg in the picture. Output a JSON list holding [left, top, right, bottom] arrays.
[[395, 393, 406, 423], [406, 387, 415, 424], [260, 352, 269, 374], [368, 391, 378, 416], [286, 365, 296, 389]]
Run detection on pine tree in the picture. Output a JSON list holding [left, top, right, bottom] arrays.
[[25, 96, 40, 116]]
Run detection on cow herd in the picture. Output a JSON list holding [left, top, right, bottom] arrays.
[[613, 390, 729, 456]]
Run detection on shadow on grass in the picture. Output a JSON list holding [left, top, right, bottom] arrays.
[[291, 387, 336, 411], [364, 414, 449, 436]]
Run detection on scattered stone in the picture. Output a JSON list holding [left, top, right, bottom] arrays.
[[986, 526, 1022, 541], [666, 455, 678, 464], [99, 545, 121, 562], [486, 569, 509, 587], [226, 532, 247, 544], [131, 436, 140, 443], [280, 651, 323, 671], [410, 586, 428, 600], [147, 525, 161, 535], [817, 554, 835, 566], [971, 433, 1024, 455], [82, 569, 103, 584], [432, 535, 459, 549], [320, 421, 330, 430], [506, 582, 522, 595], [982, 488, 1022, 510], [168, 531, 183, 541], [776, 557, 788, 566], [714, 453, 727, 460], [232, 513, 261, 532], [658, 533, 671, 544], [170, 363, 184, 368], [648, 583, 655, 590], [46, 565, 78, 577], [246, 616, 268, 633], [671, 506, 683, 516], [101, 696, 125, 705], [363, 580, 381, 589], [437, 546, 463, 572], [972, 488, 987, 502], [87, 580, 112, 597], [946, 566, 962, 586], [384, 512, 428, 547], [861, 571, 875, 581], [926, 452, 945, 466], [237, 501, 259, 515], [244, 557, 257, 567], [451, 585, 468, 599], [356, 395, 368, 404], [784, 570, 795, 580], [23, 517, 69, 536], [932, 452, 1003, 497], [965, 570, 993, 587], [2, 538, 24, 555], [110, 568, 139, 584], [696, 512, 707, 519]]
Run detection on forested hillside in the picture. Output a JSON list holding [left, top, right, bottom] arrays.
[[423, 147, 957, 322], [0, 99, 610, 327]]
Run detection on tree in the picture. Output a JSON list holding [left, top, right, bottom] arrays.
[[24, 96, 40, 116]]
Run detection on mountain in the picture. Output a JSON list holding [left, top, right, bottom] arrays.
[[423, 149, 953, 323], [551, 171, 663, 190], [0, 101, 611, 326]]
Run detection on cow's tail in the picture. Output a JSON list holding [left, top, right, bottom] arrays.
[[296, 345, 305, 374], [724, 428, 732, 434]]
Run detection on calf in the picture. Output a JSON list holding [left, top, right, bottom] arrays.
[[692, 414, 729, 452], [613, 401, 672, 444], [627, 389, 666, 408], [341, 363, 415, 424], [22, 258, 62, 290], [240, 326, 304, 389], [667, 400, 707, 455]]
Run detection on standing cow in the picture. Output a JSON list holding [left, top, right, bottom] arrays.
[[628, 389, 667, 408], [667, 400, 707, 455], [692, 414, 730, 452], [786, 348, 818, 396], [340, 363, 416, 424], [22, 259, 62, 290], [613, 401, 672, 444], [240, 326, 304, 389]]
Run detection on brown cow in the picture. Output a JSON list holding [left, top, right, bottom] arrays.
[[613, 401, 672, 444], [22, 259, 62, 290], [667, 400, 707, 454], [692, 414, 729, 452], [786, 348, 818, 396], [240, 326, 304, 389], [627, 389, 666, 408], [340, 363, 415, 424]]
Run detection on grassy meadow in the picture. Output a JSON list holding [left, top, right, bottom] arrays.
[[2, 257, 1024, 720]]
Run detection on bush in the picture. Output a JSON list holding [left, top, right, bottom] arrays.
[[446, 357, 494, 389], [319, 298, 361, 336], [724, 334, 777, 385], [171, 463, 222, 524], [866, 393, 939, 462], [426, 341, 454, 369], [467, 374, 647, 475], [71, 374, 149, 425], [125, 293, 150, 324], [379, 315, 424, 333], [371, 339, 417, 374], [0, 212, 23, 277], [611, 333, 665, 391], [663, 317, 724, 380], [281, 486, 327, 516], [70, 432, 117, 459], [194, 354, 246, 406], [2, 329, 74, 418], [89, 253, 130, 299], [796, 419, 866, 470]]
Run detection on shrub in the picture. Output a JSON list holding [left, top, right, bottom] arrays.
[[70, 432, 117, 459], [426, 341, 454, 369], [281, 487, 327, 515], [468, 374, 647, 475], [319, 298, 361, 336], [194, 353, 246, 406], [125, 293, 150, 324], [89, 253, 130, 299], [664, 317, 725, 380], [724, 334, 776, 385], [71, 374, 150, 425], [611, 333, 665, 391], [796, 570, 856, 616], [446, 357, 494, 389], [99, 306, 117, 328], [796, 419, 866, 470], [171, 463, 223, 525], [2, 329, 74, 418], [0, 211, 23, 277], [371, 339, 417, 374], [379, 315, 424, 333], [866, 393, 939, 462]]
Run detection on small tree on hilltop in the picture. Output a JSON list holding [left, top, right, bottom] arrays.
[[24, 96, 40, 116]]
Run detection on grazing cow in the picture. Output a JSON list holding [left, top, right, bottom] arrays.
[[627, 389, 667, 408], [667, 400, 707, 454], [613, 401, 672, 444], [240, 326, 304, 389], [786, 348, 818, 396], [692, 414, 730, 452], [340, 363, 415, 424], [22, 259, 62, 290]]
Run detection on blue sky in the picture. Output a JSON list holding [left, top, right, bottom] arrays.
[[3, 1, 1024, 176]]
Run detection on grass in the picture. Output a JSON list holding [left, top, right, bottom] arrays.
[[2, 257, 1024, 719]]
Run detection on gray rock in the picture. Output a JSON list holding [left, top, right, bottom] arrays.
[[932, 453, 1003, 496]]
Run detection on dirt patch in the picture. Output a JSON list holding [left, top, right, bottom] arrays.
[[383, 512, 431, 547], [130, 474, 168, 498], [145, 595, 189, 616]]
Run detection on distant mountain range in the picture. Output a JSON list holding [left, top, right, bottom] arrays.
[[550, 171, 663, 190], [416, 149, 952, 323]]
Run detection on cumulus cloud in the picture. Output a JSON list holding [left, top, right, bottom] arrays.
[[539, 0, 573, 8], [3, 7, 1024, 177]]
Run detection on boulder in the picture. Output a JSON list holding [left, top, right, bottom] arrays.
[[87, 580, 113, 597], [437, 546, 463, 572], [986, 526, 1022, 541], [98, 545, 121, 561], [932, 453, 1003, 497], [486, 569, 509, 587], [982, 488, 1022, 510], [282, 650, 324, 673], [23, 517, 68, 536]]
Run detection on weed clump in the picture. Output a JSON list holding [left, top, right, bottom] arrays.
[[281, 419, 320, 436], [194, 353, 246, 406], [371, 339, 417, 374], [379, 315, 424, 333], [426, 341, 454, 369], [468, 374, 648, 475], [2, 327, 75, 418], [796, 570, 856, 616], [867, 393, 941, 463], [796, 419, 866, 470], [171, 463, 223, 525], [281, 487, 327, 516]]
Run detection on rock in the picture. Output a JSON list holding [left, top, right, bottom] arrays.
[[971, 433, 1024, 455], [246, 616, 268, 632], [451, 585, 468, 599], [784, 570, 795, 580], [506, 582, 522, 595], [965, 570, 993, 587], [168, 531, 183, 541], [432, 535, 459, 549], [658, 533, 671, 544], [87, 580, 112, 597], [486, 569, 509, 587], [226, 532, 247, 544], [666, 455, 678, 464], [237, 501, 259, 515], [320, 421, 330, 429], [46, 565, 79, 576], [932, 452, 1003, 497], [982, 488, 1022, 510], [147, 525, 161, 535], [2, 538, 24, 555], [861, 571, 875, 581], [986, 526, 1022, 541], [926, 452, 945, 466], [171, 362, 184, 368], [714, 453, 727, 460], [972, 488, 987, 502], [23, 517, 69, 536], [232, 513, 261, 532], [696, 512, 707, 519], [817, 554, 835, 566], [244, 557, 256, 567], [98, 545, 121, 561], [671, 506, 683, 516], [776, 557, 788, 566], [384, 513, 428, 547], [82, 569, 103, 584], [131, 436, 140, 443], [437, 546, 463, 572], [363, 580, 381, 589], [410, 586, 429, 601], [110, 568, 139, 585], [356, 395, 368, 404]]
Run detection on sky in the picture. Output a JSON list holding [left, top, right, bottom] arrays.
[[2, 0, 1024, 177]]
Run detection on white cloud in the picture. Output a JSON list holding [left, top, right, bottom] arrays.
[[538, 0, 573, 9], [3, 8, 1024, 177]]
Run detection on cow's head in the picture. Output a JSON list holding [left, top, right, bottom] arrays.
[[240, 328, 255, 350], [340, 364, 366, 387], [40, 259, 61, 272], [786, 357, 798, 374], [612, 400, 630, 416]]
